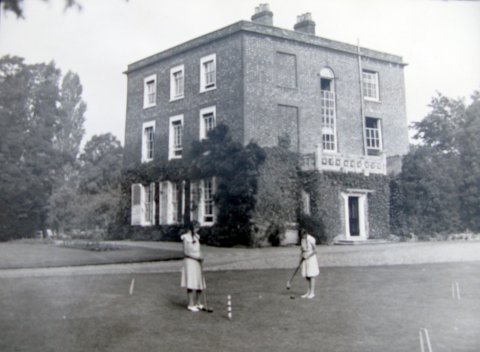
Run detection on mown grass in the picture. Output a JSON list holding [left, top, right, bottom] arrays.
[[1, 263, 479, 352], [0, 240, 183, 269]]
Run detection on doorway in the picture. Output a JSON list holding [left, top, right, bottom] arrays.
[[348, 196, 360, 237], [342, 192, 367, 241]]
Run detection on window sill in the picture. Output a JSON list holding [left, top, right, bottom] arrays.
[[168, 155, 183, 161], [321, 149, 338, 154], [170, 96, 184, 102], [200, 221, 214, 227], [364, 98, 381, 103], [200, 86, 216, 93], [143, 104, 156, 109]]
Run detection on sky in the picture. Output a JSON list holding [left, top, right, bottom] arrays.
[[1, 0, 479, 146]]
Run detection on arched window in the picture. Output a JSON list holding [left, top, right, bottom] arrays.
[[320, 67, 335, 92], [320, 67, 336, 152]]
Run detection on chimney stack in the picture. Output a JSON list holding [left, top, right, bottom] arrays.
[[294, 13, 315, 35], [251, 3, 273, 26]]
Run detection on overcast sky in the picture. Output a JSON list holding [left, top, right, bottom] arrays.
[[1, 0, 479, 146]]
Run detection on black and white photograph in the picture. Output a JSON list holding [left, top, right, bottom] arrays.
[[1, 0, 479, 351]]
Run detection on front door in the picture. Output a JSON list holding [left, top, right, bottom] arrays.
[[348, 196, 360, 237]]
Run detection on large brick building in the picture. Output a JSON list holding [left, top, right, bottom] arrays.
[[123, 4, 409, 243]]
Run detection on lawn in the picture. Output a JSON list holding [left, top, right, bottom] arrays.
[[1, 262, 479, 352], [0, 240, 183, 269]]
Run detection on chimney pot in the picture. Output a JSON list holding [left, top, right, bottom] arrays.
[[251, 3, 273, 26], [294, 12, 315, 35]]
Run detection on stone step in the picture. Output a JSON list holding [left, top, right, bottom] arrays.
[[334, 239, 391, 245]]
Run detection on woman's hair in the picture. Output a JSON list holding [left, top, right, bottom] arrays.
[[188, 220, 200, 232]]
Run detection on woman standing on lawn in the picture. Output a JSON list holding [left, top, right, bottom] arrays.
[[180, 221, 206, 312], [300, 228, 319, 299]]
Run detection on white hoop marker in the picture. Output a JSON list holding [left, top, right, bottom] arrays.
[[227, 294, 232, 320], [129, 278, 135, 296], [451, 281, 461, 300], [419, 328, 433, 352]]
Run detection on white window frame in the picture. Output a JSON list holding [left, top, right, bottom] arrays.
[[141, 120, 155, 163], [168, 115, 183, 160], [200, 54, 216, 92], [365, 117, 383, 153], [190, 177, 216, 226], [320, 68, 337, 153], [143, 74, 157, 108], [199, 106, 216, 140], [202, 178, 215, 225], [362, 70, 379, 101], [170, 65, 184, 101], [159, 181, 184, 225]]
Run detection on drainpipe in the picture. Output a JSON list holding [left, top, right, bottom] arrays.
[[357, 39, 368, 156]]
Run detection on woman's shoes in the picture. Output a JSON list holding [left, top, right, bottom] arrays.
[[187, 305, 199, 312], [301, 292, 315, 299]]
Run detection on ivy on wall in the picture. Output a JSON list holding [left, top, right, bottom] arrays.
[[252, 141, 300, 246], [301, 171, 391, 243], [110, 124, 266, 247]]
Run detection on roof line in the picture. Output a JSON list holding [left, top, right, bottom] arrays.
[[125, 21, 406, 74]]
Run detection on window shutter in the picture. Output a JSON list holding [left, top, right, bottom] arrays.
[[212, 177, 218, 223], [190, 181, 200, 223], [131, 184, 143, 225], [150, 182, 156, 225], [159, 181, 168, 225]]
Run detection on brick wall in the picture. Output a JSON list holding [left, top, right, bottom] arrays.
[[242, 32, 409, 158], [123, 33, 244, 169]]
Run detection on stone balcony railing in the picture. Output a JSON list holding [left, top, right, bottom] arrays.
[[300, 146, 387, 175]]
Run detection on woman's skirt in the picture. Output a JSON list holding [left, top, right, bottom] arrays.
[[181, 258, 206, 290], [301, 255, 320, 278]]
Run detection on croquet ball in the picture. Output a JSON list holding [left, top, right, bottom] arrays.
[[290, 295, 295, 299]]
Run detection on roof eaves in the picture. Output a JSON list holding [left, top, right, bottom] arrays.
[[124, 20, 405, 74]]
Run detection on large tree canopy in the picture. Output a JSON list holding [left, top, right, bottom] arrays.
[[391, 91, 480, 237], [79, 133, 123, 194], [1, 0, 81, 18], [0, 55, 86, 240]]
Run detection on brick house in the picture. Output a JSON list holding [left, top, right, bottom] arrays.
[[123, 4, 409, 244]]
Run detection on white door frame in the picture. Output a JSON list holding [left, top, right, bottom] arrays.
[[341, 191, 368, 241]]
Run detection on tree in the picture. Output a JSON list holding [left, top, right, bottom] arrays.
[[79, 133, 123, 194], [391, 146, 462, 236], [0, 55, 87, 240], [413, 93, 467, 153], [54, 71, 86, 165], [72, 133, 123, 232], [458, 91, 480, 231], [391, 90, 480, 237], [46, 71, 87, 235], [1, 0, 81, 19], [0, 56, 64, 239], [190, 124, 266, 246]]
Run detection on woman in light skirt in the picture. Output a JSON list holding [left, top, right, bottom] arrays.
[[180, 221, 206, 312], [300, 228, 319, 299]]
